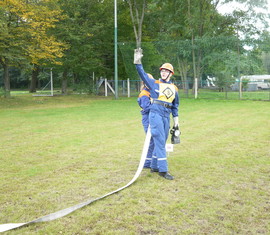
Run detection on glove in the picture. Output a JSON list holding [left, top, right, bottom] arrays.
[[134, 48, 143, 64], [173, 116, 179, 127]]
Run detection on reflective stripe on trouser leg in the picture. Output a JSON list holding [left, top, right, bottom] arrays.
[[151, 155, 157, 170], [149, 112, 170, 172]]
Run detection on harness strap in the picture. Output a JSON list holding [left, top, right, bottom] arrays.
[[153, 100, 172, 109]]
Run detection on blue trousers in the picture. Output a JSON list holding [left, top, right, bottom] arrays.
[[149, 111, 170, 172], [142, 114, 154, 168]]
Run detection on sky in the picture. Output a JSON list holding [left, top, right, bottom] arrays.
[[217, 0, 270, 31], [217, 0, 270, 14]]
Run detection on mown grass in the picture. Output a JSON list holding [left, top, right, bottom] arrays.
[[0, 95, 269, 234], [178, 89, 270, 101]]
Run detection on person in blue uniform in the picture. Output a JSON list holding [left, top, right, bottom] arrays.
[[134, 48, 179, 180], [137, 74, 155, 168]]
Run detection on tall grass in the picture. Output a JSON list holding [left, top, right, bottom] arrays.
[[0, 95, 269, 234]]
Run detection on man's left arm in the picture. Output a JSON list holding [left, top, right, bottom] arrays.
[[172, 87, 180, 127]]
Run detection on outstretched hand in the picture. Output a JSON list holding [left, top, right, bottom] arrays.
[[134, 48, 143, 64]]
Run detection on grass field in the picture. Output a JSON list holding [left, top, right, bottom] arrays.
[[7, 85, 270, 101], [0, 95, 269, 234], [178, 89, 270, 101]]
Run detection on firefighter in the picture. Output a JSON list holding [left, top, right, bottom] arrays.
[[137, 73, 155, 168], [134, 48, 179, 180]]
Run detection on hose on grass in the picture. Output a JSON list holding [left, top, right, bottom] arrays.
[[0, 127, 151, 233]]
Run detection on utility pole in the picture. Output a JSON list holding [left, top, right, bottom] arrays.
[[114, 0, 118, 99]]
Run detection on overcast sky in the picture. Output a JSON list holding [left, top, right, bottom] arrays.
[[217, 0, 270, 30], [217, 0, 270, 14]]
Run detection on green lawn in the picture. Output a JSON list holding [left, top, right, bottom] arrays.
[[179, 88, 270, 101], [0, 95, 269, 234]]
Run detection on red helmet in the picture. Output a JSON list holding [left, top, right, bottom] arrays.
[[160, 63, 174, 74]]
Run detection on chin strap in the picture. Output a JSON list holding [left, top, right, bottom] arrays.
[[161, 72, 171, 82]]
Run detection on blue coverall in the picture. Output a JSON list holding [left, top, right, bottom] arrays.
[[136, 64, 179, 173], [137, 87, 155, 168]]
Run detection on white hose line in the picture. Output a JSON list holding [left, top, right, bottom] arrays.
[[0, 127, 152, 233]]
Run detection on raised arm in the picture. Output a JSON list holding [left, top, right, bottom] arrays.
[[134, 48, 155, 90]]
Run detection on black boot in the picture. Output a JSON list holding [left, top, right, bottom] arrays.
[[150, 168, 158, 173], [159, 172, 174, 180]]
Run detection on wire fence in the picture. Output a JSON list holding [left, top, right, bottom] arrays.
[[2, 77, 270, 101], [97, 79, 270, 101]]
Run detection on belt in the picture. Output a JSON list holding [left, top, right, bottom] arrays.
[[153, 100, 172, 109]]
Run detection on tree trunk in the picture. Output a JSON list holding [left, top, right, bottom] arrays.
[[177, 56, 189, 90], [61, 69, 68, 95], [128, 0, 146, 49], [3, 63, 11, 98], [196, 51, 202, 88], [29, 64, 40, 93], [188, 0, 197, 94]]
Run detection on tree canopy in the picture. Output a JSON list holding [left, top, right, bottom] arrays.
[[1, 0, 270, 96], [0, 0, 67, 96]]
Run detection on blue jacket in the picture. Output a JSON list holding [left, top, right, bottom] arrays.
[[137, 88, 151, 115], [136, 64, 179, 117]]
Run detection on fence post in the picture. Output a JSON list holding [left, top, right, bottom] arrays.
[[122, 80, 125, 95], [239, 78, 242, 99], [50, 68, 53, 96], [194, 78, 198, 99], [127, 78, 130, 97], [105, 78, 108, 97], [92, 72, 95, 94], [186, 80, 189, 98]]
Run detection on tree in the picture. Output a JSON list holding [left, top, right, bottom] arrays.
[[0, 0, 27, 97], [262, 52, 270, 74], [0, 0, 66, 97], [258, 31, 270, 74], [53, 0, 125, 94], [126, 0, 146, 49], [143, 0, 224, 90]]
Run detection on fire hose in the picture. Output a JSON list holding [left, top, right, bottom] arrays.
[[0, 127, 151, 233]]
